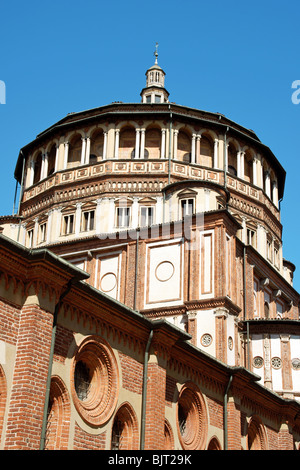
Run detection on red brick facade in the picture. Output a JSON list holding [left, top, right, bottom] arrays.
[[0, 234, 300, 450]]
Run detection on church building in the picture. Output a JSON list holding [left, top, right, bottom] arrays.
[[0, 47, 300, 450]]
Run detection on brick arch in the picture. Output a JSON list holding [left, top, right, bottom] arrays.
[[0, 365, 7, 446], [110, 402, 139, 450], [176, 381, 208, 450], [164, 419, 174, 450], [45, 375, 71, 450], [247, 415, 268, 450], [207, 436, 222, 450]]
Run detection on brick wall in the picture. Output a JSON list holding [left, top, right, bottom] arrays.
[[73, 422, 106, 449], [4, 303, 53, 450]]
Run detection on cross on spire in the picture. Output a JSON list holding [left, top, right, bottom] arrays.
[[154, 42, 159, 64]]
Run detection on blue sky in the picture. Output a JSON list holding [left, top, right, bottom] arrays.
[[1, 0, 300, 291]]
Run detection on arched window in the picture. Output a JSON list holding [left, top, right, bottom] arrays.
[[68, 135, 82, 168], [177, 131, 191, 162], [119, 127, 135, 159], [45, 376, 71, 450], [145, 128, 161, 159], [110, 403, 139, 450], [90, 130, 104, 162], [47, 144, 56, 176], [33, 152, 43, 184], [200, 135, 213, 168], [227, 144, 237, 176], [247, 416, 268, 450], [244, 151, 253, 184], [177, 382, 208, 450]]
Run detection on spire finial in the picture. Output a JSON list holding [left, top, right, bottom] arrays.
[[154, 42, 159, 64]]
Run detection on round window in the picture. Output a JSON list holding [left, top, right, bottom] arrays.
[[71, 336, 119, 426], [177, 382, 208, 450]]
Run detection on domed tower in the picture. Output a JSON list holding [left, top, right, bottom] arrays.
[[140, 43, 169, 104]]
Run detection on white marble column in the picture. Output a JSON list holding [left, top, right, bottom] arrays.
[[265, 170, 271, 198], [191, 134, 196, 164], [81, 138, 87, 165], [114, 129, 120, 159], [135, 129, 140, 159], [213, 139, 218, 168], [140, 129, 145, 159], [103, 132, 108, 160], [85, 137, 91, 164], [54, 145, 59, 172], [252, 157, 257, 186], [196, 135, 201, 164], [173, 130, 178, 160], [29, 159, 35, 186], [240, 151, 245, 179], [43, 152, 49, 178], [237, 151, 241, 178], [161, 129, 166, 158], [33, 217, 39, 247], [63, 142, 69, 169], [95, 198, 102, 234], [272, 180, 278, 207]]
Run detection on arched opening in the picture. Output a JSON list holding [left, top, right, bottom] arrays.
[[111, 403, 139, 450], [200, 134, 213, 168], [176, 381, 208, 450], [247, 416, 267, 450], [119, 126, 135, 159], [164, 420, 174, 449], [227, 143, 237, 176], [207, 437, 222, 450], [244, 150, 253, 184], [145, 127, 161, 159], [45, 376, 71, 450], [177, 130, 191, 162], [47, 144, 56, 176], [90, 130, 104, 163], [68, 135, 82, 168], [33, 152, 43, 184]]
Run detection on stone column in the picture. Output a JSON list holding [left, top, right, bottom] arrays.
[[95, 198, 102, 234], [140, 129, 145, 159], [54, 145, 59, 172], [81, 138, 87, 165], [237, 151, 241, 178], [173, 130, 178, 160], [63, 142, 69, 169], [85, 137, 91, 164], [213, 139, 218, 168], [195, 135, 201, 164], [272, 180, 278, 207], [240, 151, 245, 179], [135, 128, 140, 159], [42, 152, 48, 179], [103, 132, 108, 160], [114, 129, 120, 159], [29, 159, 35, 186], [33, 217, 39, 247], [191, 134, 196, 164], [252, 157, 257, 186], [265, 170, 271, 198]]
